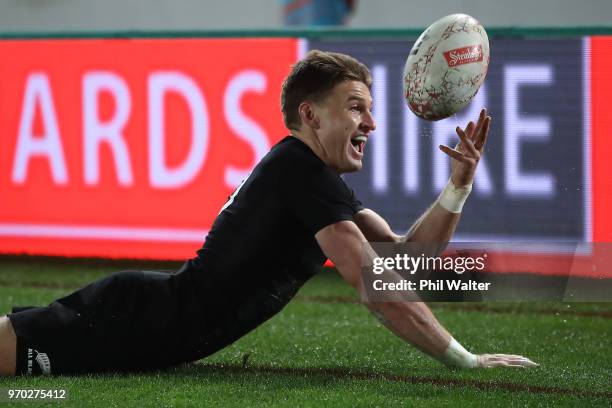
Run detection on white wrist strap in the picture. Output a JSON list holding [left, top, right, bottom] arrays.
[[437, 180, 472, 213], [439, 338, 477, 368]]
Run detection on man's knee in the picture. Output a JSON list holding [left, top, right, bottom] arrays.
[[0, 315, 17, 376]]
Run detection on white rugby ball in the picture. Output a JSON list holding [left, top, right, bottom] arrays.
[[403, 14, 490, 121]]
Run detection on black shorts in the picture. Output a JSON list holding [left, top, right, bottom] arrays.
[[8, 262, 211, 375]]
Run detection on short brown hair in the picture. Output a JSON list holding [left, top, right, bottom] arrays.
[[281, 50, 372, 131]]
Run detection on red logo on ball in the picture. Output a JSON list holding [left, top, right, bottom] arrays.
[[443, 45, 483, 67]]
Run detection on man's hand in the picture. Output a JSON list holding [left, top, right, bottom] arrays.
[[476, 353, 539, 368], [439, 108, 491, 188]]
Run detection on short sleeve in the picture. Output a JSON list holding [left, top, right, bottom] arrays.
[[280, 162, 362, 235], [349, 187, 365, 213]]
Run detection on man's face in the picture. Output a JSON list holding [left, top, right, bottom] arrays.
[[311, 80, 376, 173]]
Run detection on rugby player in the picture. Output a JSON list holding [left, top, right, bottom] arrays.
[[0, 50, 537, 376]]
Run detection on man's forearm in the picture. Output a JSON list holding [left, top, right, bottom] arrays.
[[358, 244, 471, 367], [402, 180, 471, 244], [403, 203, 461, 244], [359, 273, 479, 369], [365, 298, 452, 358]]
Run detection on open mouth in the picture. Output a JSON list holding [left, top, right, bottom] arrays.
[[350, 135, 367, 154]]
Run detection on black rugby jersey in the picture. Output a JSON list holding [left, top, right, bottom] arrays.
[[192, 136, 363, 355]]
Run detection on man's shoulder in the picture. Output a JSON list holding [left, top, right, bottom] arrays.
[[268, 136, 321, 162]]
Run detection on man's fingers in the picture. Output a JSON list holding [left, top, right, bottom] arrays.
[[472, 108, 487, 140], [464, 121, 475, 138], [516, 358, 539, 368], [495, 362, 531, 368], [495, 356, 538, 366], [455, 126, 479, 157], [475, 116, 491, 151], [497, 354, 527, 359], [438, 144, 472, 163], [488, 354, 523, 359], [477, 353, 539, 368]]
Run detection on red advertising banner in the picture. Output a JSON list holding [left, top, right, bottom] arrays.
[[590, 36, 612, 243], [0, 38, 299, 259]]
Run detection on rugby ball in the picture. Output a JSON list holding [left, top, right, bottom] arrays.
[[403, 14, 490, 121]]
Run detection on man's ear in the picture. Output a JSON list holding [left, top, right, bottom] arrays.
[[298, 101, 320, 129]]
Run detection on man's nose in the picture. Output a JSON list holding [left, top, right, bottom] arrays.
[[361, 110, 376, 132]]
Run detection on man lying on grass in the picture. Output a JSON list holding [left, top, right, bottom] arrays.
[[0, 50, 537, 376]]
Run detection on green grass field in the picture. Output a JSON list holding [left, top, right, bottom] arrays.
[[0, 258, 610, 407]]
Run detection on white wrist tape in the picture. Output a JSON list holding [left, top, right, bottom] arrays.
[[437, 180, 472, 213], [439, 338, 477, 368]]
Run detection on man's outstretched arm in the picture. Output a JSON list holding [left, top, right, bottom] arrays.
[[316, 220, 538, 368], [355, 108, 489, 246]]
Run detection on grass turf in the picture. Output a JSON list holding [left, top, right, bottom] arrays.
[[0, 259, 610, 407]]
